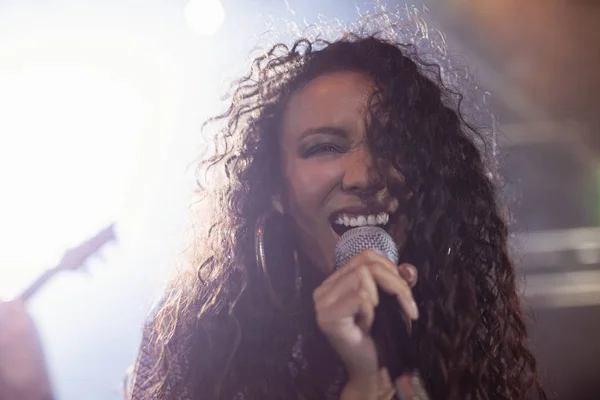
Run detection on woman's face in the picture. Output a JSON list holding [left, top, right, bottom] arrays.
[[279, 70, 404, 274]]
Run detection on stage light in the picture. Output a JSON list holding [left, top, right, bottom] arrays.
[[0, 30, 183, 298]]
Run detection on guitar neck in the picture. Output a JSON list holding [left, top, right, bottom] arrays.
[[16, 223, 115, 302], [19, 268, 61, 302]]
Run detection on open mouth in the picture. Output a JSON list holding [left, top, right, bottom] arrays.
[[329, 211, 392, 238]]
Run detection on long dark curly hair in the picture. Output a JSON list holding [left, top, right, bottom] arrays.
[[143, 31, 546, 400]]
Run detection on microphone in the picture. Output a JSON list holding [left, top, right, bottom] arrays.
[[334, 226, 429, 400]]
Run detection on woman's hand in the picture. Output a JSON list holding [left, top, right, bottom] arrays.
[[313, 249, 418, 399], [0, 300, 53, 400]]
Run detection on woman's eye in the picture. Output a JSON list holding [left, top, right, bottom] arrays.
[[304, 144, 342, 157]]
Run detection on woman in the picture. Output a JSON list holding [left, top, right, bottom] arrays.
[[129, 32, 546, 400]]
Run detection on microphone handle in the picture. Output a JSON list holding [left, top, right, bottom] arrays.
[[372, 291, 430, 400], [372, 290, 416, 379]]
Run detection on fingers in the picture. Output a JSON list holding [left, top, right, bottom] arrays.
[[398, 263, 418, 288], [315, 265, 379, 309], [314, 250, 419, 324], [314, 251, 420, 382], [320, 249, 399, 290], [316, 286, 376, 343], [356, 288, 376, 333], [368, 261, 418, 320], [377, 368, 396, 400], [315, 249, 400, 306]]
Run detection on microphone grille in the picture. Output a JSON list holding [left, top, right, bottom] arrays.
[[334, 226, 399, 269]]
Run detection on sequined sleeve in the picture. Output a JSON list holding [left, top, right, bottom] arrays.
[[127, 321, 192, 400], [127, 327, 341, 399]]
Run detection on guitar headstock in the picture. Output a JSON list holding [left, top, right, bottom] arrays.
[[57, 224, 117, 272]]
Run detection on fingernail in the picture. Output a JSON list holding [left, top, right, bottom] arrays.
[[399, 263, 415, 280], [410, 300, 419, 319], [405, 266, 416, 281]]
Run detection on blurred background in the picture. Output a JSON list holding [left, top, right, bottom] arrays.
[[0, 0, 598, 399]]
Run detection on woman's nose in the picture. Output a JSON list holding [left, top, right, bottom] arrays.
[[341, 146, 384, 195]]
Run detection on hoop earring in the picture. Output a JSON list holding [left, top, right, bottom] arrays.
[[255, 213, 302, 314]]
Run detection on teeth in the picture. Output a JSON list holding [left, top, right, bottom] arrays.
[[333, 212, 390, 227], [378, 212, 389, 225]]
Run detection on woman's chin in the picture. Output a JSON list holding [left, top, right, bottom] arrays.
[[297, 242, 335, 277]]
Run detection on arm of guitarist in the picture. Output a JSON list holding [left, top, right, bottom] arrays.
[[0, 224, 114, 400], [0, 300, 54, 400]]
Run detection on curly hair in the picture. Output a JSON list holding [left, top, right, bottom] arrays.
[[142, 32, 546, 400]]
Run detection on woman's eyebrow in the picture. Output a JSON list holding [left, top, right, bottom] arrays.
[[298, 126, 347, 140]]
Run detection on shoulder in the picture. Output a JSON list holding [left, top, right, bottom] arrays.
[[128, 295, 195, 400]]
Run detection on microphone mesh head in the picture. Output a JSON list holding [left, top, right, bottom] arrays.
[[334, 226, 399, 269]]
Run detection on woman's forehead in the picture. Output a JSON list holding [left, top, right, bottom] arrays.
[[280, 71, 376, 141]]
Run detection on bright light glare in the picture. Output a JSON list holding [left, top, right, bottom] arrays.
[[0, 39, 154, 298], [184, 0, 226, 36]]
